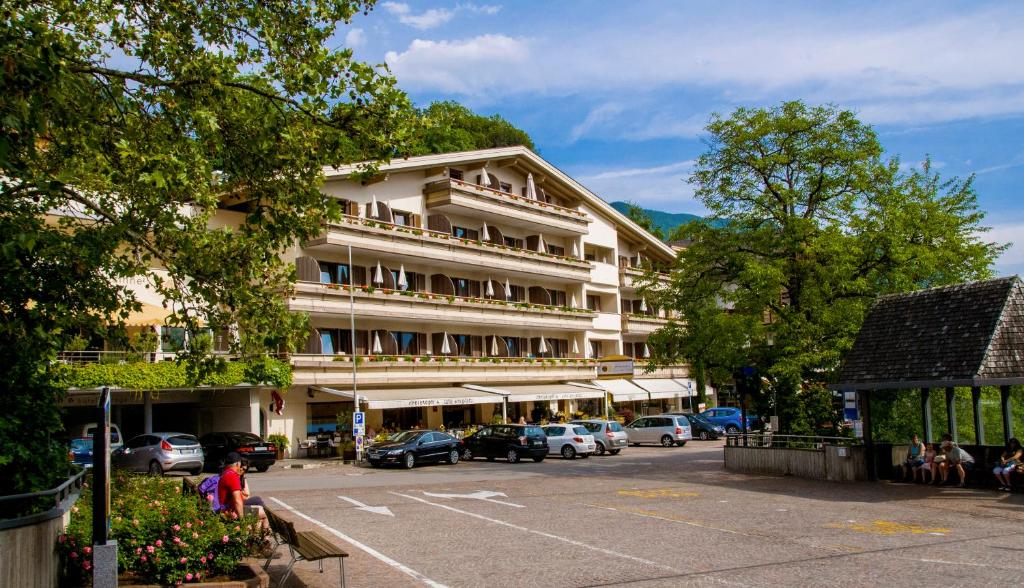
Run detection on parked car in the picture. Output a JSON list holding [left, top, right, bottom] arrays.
[[542, 424, 596, 459], [625, 415, 692, 447], [68, 437, 94, 468], [663, 412, 724, 440], [70, 422, 124, 451], [113, 433, 204, 476], [460, 424, 548, 463], [367, 430, 461, 469], [700, 407, 760, 434], [200, 432, 277, 472], [570, 420, 627, 455]]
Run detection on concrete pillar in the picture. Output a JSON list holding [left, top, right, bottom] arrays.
[[1001, 385, 1013, 443], [945, 387, 957, 442], [971, 387, 984, 446], [143, 390, 152, 434], [425, 406, 442, 429], [920, 387, 932, 443]]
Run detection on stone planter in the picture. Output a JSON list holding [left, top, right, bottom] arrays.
[[122, 560, 268, 588]]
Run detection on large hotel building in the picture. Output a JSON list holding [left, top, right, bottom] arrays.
[[62, 147, 703, 455]]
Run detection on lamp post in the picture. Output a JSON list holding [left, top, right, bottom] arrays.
[[348, 244, 361, 461]]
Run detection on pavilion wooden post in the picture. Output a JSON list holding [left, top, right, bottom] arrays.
[[945, 387, 957, 442], [920, 387, 932, 443], [971, 386, 984, 446], [861, 389, 876, 482], [1000, 385, 1013, 444]]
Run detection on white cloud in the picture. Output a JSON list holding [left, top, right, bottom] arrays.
[[575, 160, 703, 213], [570, 103, 624, 142], [385, 35, 530, 95], [381, 2, 454, 30], [459, 3, 502, 15], [986, 221, 1024, 277], [344, 27, 366, 48]]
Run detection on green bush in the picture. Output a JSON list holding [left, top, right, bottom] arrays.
[[58, 472, 264, 586]]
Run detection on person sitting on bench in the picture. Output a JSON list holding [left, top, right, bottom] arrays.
[[993, 438, 1022, 491]]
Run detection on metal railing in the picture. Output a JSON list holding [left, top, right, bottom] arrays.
[[0, 469, 87, 523], [725, 433, 862, 449], [56, 350, 236, 365]]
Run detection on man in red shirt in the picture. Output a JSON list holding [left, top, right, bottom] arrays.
[[217, 452, 245, 519]]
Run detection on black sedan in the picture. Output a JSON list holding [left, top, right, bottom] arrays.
[[200, 432, 277, 472], [366, 430, 461, 469], [460, 424, 548, 463]]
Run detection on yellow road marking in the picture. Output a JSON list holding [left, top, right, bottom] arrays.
[[825, 520, 950, 536], [617, 488, 700, 499]]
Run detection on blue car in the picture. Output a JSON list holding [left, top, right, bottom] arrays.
[[699, 407, 760, 434], [68, 437, 94, 468]]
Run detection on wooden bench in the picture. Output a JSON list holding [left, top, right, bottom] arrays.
[[264, 507, 348, 588]]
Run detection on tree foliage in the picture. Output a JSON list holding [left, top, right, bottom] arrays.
[[0, 0, 416, 494], [622, 201, 666, 240], [643, 101, 1005, 434], [409, 101, 535, 155]]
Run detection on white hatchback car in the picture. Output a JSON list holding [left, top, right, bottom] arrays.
[[542, 424, 596, 459]]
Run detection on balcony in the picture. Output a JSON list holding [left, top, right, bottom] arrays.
[[620, 266, 671, 290], [622, 313, 670, 335], [288, 281, 597, 331], [423, 178, 590, 236], [305, 217, 592, 282], [291, 355, 599, 387]]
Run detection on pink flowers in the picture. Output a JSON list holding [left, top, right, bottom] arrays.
[[136, 547, 142, 555], [221, 535, 229, 543], [200, 556, 207, 564], [180, 557, 187, 564], [69, 551, 78, 559], [58, 534, 66, 543], [82, 560, 92, 571], [83, 546, 92, 555], [185, 522, 192, 529], [155, 539, 163, 547], [185, 573, 193, 581], [146, 545, 155, 554], [141, 555, 148, 562], [173, 536, 181, 544], [173, 524, 181, 531]]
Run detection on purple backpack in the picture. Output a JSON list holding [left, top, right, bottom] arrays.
[[197, 475, 221, 511]]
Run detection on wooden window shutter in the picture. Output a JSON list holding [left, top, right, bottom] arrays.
[[410, 213, 422, 228], [346, 201, 360, 217], [529, 337, 541, 356], [525, 235, 539, 251], [304, 329, 322, 354], [352, 265, 367, 286], [295, 256, 320, 282], [528, 286, 550, 305], [415, 274, 426, 293], [469, 281, 481, 298], [470, 336, 483, 357], [518, 337, 529, 357], [354, 330, 368, 355], [416, 333, 427, 355], [621, 299, 631, 314]]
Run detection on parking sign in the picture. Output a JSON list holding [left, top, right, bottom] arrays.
[[353, 411, 365, 435]]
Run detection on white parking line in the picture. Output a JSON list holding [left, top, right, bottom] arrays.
[[390, 492, 681, 574], [269, 497, 448, 588]]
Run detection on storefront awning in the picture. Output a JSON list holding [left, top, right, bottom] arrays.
[[476, 383, 605, 402], [360, 386, 506, 410], [593, 379, 649, 402], [632, 378, 695, 400]]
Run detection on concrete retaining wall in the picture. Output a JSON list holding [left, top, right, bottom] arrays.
[[725, 445, 867, 482], [0, 502, 72, 588]]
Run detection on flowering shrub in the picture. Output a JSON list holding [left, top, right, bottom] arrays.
[[58, 472, 265, 586]]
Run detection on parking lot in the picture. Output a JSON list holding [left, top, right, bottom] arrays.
[[252, 441, 1024, 587]]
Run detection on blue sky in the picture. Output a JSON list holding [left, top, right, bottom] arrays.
[[342, 1, 1023, 275]]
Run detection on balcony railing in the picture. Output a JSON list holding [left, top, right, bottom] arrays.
[[619, 266, 671, 289], [290, 281, 597, 329], [621, 313, 670, 334], [310, 216, 591, 280], [424, 178, 590, 235], [56, 350, 192, 364]]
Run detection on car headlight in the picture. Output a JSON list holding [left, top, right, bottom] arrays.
[[387, 449, 404, 455], [715, 427, 724, 432]]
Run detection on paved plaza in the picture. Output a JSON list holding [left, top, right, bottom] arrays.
[[249, 442, 1024, 587]]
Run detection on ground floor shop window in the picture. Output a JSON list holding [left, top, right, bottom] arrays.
[[442, 406, 473, 429], [307, 401, 353, 436], [381, 407, 423, 431]]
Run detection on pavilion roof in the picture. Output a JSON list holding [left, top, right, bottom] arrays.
[[835, 276, 1024, 389]]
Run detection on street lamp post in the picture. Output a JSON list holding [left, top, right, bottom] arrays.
[[348, 244, 361, 462]]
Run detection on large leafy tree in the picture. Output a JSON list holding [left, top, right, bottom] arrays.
[[644, 101, 1004, 434], [0, 1, 416, 494], [410, 101, 535, 155]]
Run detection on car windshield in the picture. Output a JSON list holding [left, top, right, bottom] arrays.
[[576, 422, 601, 433], [689, 414, 712, 426], [166, 435, 199, 446], [608, 422, 624, 432], [389, 431, 422, 443], [524, 426, 544, 437], [572, 426, 589, 435], [70, 438, 91, 450], [229, 433, 263, 445], [675, 416, 691, 426]]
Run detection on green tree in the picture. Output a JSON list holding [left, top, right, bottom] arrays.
[[643, 101, 1004, 434], [623, 201, 666, 241], [410, 101, 534, 155], [0, 0, 415, 495]]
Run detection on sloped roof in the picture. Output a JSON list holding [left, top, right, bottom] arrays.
[[835, 276, 1024, 389]]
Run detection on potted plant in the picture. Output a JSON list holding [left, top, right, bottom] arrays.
[[268, 434, 289, 460]]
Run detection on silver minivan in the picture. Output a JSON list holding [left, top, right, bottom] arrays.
[[114, 432, 204, 476], [569, 420, 628, 455], [625, 415, 693, 447]]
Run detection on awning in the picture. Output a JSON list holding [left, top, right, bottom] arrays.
[[477, 384, 605, 402], [632, 378, 695, 400], [360, 386, 506, 410], [122, 303, 173, 327], [593, 379, 649, 402], [311, 386, 358, 401]]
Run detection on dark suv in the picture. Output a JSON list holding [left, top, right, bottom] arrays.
[[460, 424, 548, 463]]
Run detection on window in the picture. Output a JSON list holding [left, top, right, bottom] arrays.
[[318, 261, 350, 285], [547, 289, 567, 307], [452, 277, 472, 298], [162, 327, 188, 352], [453, 334, 471, 356], [392, 208, 413, 227], [449, 168, 464, 180], [390, 269, 421, 291], [499, 181, 512, 193], [546, 244, 565, 256], [452, 226, 479, 240], [590, 340, 603, 358], [586, 295, 601, 311], [393, 331, 420, 355], [505, 336, 521, 357], [508, 285, 526, 302], [584, 252, 596, 261], [504, 236, 524, 249]]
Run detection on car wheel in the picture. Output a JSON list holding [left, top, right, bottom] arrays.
[[699, 430, 710, 441], [148, 461, 163, 476], [403, 452, 415, 469], [609, 449, 621, 455], [447, 449, 460, 465], [507, 449, 520, 464], [189, 467, 202, 476], [461, 448, 473, 461], [579, 453, 589, 459], [255, 464, 270, 473], [561, 445, 577, 460], [726, 425, 739, 434], [660, 435, 674, 447], [594, 442, 606, 456], [676, 441, 687, 447]]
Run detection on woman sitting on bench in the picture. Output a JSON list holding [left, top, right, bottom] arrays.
[[993, 438, 1021, 491]]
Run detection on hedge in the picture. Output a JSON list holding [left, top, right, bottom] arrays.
[[54, 357, 292, 391]]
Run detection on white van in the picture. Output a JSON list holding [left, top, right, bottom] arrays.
[[71, 423, 124, 450]]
